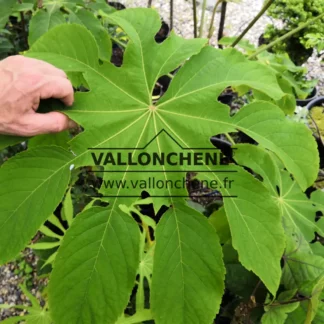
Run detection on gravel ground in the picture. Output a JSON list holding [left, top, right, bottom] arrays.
[[0, 0, 323, 320], [0, 249, 48, 320]]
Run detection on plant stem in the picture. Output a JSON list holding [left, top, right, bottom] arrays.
[[251, 280, 261, 300], [232, 0, 275, 47], [225, 133, 235, 145], [217, 1, 227, 47], [249, 12, 324, 59], [167, 73, 174, 79], [147, 0, 153, 8], [207, 0, 222, 41], [265, 296, 310, 307], [110, 35, 126, 48], [198, 0, 207, 38], [309, 111, 324, 147], [117, 310, 153, 324], [17, 0, 28, 49], [193, 0, 198, 38], [170, 0, 174, 30], [136, 274, 145, 311], [142, 222, 153, 247]]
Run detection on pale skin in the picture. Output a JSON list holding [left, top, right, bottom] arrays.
[[0, 55, 76, 137]]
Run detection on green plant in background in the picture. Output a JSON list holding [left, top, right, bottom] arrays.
[[304, 33, 324, 52], [310, 106, 324, 136], [0, 3, 323, 324], [0, 0, 117, 59], [219, 36, 318, 112], [264, 0, 324, 65]]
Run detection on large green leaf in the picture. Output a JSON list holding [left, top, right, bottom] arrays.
[[0, 8, 319, 321], [68, 8, 112, 61], [0, 146, 72, 264], [0, 0, 16, 29], [203, 165, 284, 294], [28, 5, 112, 61], [234, 144, 321, 242], [283, 249, 324, 291], [28, 130, 70, 149], [28, 6, 66, 46], [151, 202, 225, 324], [49, 205, 140, 324], [0, 136, 24, 151], [24, 10, 317, 193], [233, 145, 324, 294]]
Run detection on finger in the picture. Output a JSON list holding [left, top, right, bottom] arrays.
[[18, 112, 75, 136], [31, 58, 67, 78], [3, 55, 68, 78], [39, 75, 74, 106], [34, 62, 68, 78]]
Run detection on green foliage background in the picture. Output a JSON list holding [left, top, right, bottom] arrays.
[[264, 0, 324, 64]]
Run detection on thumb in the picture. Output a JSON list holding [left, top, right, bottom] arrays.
[[20, 112, 77, 136]]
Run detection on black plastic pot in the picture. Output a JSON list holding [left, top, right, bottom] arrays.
[[296, 87, 318, 107], [307, 96, 324, 169], [306, 96, 324, 111], [210, 136, 233, 162]]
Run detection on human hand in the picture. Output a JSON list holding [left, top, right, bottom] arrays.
[[0, 55, 76, 137]]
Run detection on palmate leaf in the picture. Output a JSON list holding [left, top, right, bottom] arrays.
[[21, 9, 319, 193], [233, 145, 324, 290], [28, 4, 112, 61], [67, 8, 112, 61], [28, 5, 66, 46], [234, 144, 322, 242], [0, 7, 319, 324]]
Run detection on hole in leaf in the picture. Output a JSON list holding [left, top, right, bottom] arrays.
[[276, 185, 280, 195], [152, 75, 172, 101], [155, 20, 170, 43], [111, 43, 124, 67], [108, 2, 126, 10]]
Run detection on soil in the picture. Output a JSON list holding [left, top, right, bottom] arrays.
[[107, 1, 126, 10], [0, 249, 48, 321], [111, 44, 124, 67]]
